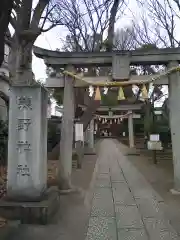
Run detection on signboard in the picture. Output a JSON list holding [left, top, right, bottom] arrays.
[[154, 110, 162, 115], [150, 134, 159, 141], [133, 114, 141, 119], [147, 141, 162, 150], [75, 123, 84, 142]]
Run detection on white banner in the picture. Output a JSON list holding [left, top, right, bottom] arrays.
[[75, 123, 84, 142], [150, 134, 159, 141]]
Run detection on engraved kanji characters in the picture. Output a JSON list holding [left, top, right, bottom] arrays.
[[16, 141, 31, 153], [16, 96, 32, 110], [16, 96, 32, 153], [17, 164, 30, 176], [17, 118, 31, 131]]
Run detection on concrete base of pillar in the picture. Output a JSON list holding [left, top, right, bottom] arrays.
[[84, 147, 96, 155], [0, 187, 60, 225], [170, 188, 180, 195]]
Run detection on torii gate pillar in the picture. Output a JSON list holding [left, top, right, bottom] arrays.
[[84, 119, 95, 155], [168, 61, 180, 193], [58, 66, 75, 190], [128, 111, 135, 148]]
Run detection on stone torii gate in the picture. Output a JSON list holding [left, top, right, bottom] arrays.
[[83, 103, 143, 148], [31, 46, 180, 193]]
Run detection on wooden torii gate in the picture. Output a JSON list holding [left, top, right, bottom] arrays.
[[34, 46, 180, 193]]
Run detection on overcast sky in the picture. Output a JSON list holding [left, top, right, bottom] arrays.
[[32, 26, 62, 81]]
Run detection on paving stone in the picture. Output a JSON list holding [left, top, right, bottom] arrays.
[[98, 165, 109, 174], [110, 164, 121, 172], [111, 182, 129, 189], [110, 163, 121, 169], [118, 229, 148, 240], [96, 178, 111, 188], [150, 189, 164, 202], [143, 217, 180, 240], [92, 188, 114, 217], [143, 217, 173, 232], [111, 171, 126, 182], [97, 173, 111, 181], [148, 230, 179, 240], [127, 179, 164, 203], [115, 205, 144, 229], [112, 182, 136, 205], [121, 166, 144, 177], [96, 174, 111, 187], [86, 217, 117, 240], [93, 187, 113, 199], [136, 198, 164, 218], [91, 140, 180, 240], [125, 176, 148, 188], [131, 188, 161, 201]]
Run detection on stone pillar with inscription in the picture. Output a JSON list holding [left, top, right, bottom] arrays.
[[7, 85, 48, 201]]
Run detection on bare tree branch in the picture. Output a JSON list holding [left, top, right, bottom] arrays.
[[57, 0, 125, 52], [106, 0, 124, 51], [135, 0, 180, 47]]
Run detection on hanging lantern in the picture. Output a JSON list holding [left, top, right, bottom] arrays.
[[141, 84, 148, 99], [117, 87, 125, 100], [94, 87, 101, 101]]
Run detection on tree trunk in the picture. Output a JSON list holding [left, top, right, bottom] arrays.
[[106, 0, 121, 51], [9, 37, 35, 84]]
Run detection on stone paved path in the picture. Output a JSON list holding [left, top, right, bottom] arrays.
[[86, 139, 180, 240]]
